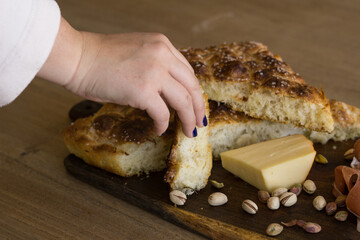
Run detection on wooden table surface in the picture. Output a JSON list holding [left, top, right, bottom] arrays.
[[1, 0, 359, 239]]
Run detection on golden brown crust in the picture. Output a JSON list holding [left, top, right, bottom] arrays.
[[62, 103, 174, 177], [181, 41, 334, 132], [181, 41, 323, 100], [329, 99, 360, 129]]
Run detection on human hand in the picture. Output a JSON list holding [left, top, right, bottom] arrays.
[[38, 18, 206, 138]]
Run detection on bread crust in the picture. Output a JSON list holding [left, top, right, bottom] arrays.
[[181, 41, 334, 132], [62, 103, 174, 177]]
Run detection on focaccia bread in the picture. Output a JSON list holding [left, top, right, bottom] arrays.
[[164, 94, 212, 191], [62, 103, 174, 177], [210, 99, 360, 159], [181, 41, 334, 133]]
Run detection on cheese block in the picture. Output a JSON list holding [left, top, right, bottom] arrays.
[[220, 134, 316, 192]]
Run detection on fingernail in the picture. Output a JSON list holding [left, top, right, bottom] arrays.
[[203, 115, 208, 127], [161, 131, 166, 136], [192, 127, 197, 137]]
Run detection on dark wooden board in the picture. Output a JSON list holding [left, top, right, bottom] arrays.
[[64, 101, 359, 240]]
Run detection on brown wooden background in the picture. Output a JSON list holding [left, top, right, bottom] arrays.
[[0, 0, 359, 239]]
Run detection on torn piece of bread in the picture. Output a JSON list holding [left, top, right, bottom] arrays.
[[209, 100, 360, 159], [164, 94, 212, 191], [309, 99, 360, 143], [62, 103, 174, 177], [181, 41, 334, 133]]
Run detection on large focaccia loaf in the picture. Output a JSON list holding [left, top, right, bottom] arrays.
[[210, 99, 360, 159], [181, 41, 334, 133], [164, 94, 212, 191], [62, 103, 174, 177]]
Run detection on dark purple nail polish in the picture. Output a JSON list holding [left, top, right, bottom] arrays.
[[161, 131, 166, 136], [203, 115, 208, 127], [192, 127, 197, 137]]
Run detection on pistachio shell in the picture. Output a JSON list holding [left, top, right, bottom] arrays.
[[279, 192, 297, 207], [303, 179, 316, 194], [169, 190, 187, 206], [266, 223, 283, 236], [242, 199, 258, 214], [313, 196, 327, 211], [208, 192, 228, 206]]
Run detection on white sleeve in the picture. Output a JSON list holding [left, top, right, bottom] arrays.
[[0, 0, 61, 106]]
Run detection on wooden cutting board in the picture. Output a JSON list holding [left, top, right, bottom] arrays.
[[64, 100, 359, 240]]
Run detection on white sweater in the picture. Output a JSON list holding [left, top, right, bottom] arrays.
[[0, 0, 60, 106]]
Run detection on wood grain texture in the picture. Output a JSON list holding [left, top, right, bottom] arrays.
[[0, 0, 359, 239]]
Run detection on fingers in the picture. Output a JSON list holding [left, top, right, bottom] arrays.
[[150, 33, 194, 74], [167, 54, 206, 128], [143, 94, 170, 136], [160, 77, 198, 138]]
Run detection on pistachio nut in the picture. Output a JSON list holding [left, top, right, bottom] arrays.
[[267, 197, 280, 210], [335, 195, 347, 207], [335, 210, 348, 221], [266, 223, 283, 237], [181, 187, 195, 196], [303, 222, 321, 233], [296, 220, 306, 228], [279, 192, 297, 207], [344, 148, 355, 160], [169, 190, 187, 206], [258, 190, 270, 203], [315, 154, 328, 164], [290, 183, 302, 196], [209, 180, 224, 189], [242, 199, 258, 214], [208, 192, 228, 206], [281, 219, 298, 227], [325, 202, 337, 216], [303, 179, 316, 194], [271, 187, 288, 197], [313, 196, 327, 211]]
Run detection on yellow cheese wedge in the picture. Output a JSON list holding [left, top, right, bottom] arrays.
[[220, 134, 316, 192]]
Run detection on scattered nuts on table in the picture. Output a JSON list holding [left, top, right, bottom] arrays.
[[344, 148, 355, 160], [258, 190, 270, 203], [290, 183, 302, 196], [303, 179, 316, 194], [181, 187, 195, 196], [325, 202, 337, 216], [266, 223, 283, 236], [267, 197, 280, 210], [209, 180, 224, 189], [208, 192, 228, 206], [271, 187, 288, 197], [335, 210, 349, 221], [282, 220, 321, 234], [242, 199, 258, 214], [335, 195, 347, 208], [313, 196, 327, 211], [169, 190, 187, 206], [279, 192, 297, 207]]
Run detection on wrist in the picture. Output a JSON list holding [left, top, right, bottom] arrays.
[[37, 17, 83, 87]]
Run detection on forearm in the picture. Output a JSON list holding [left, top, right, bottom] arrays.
[[37, 17, 83, 87]]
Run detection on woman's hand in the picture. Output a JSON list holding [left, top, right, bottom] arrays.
[[38, 18, 206, 137]]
